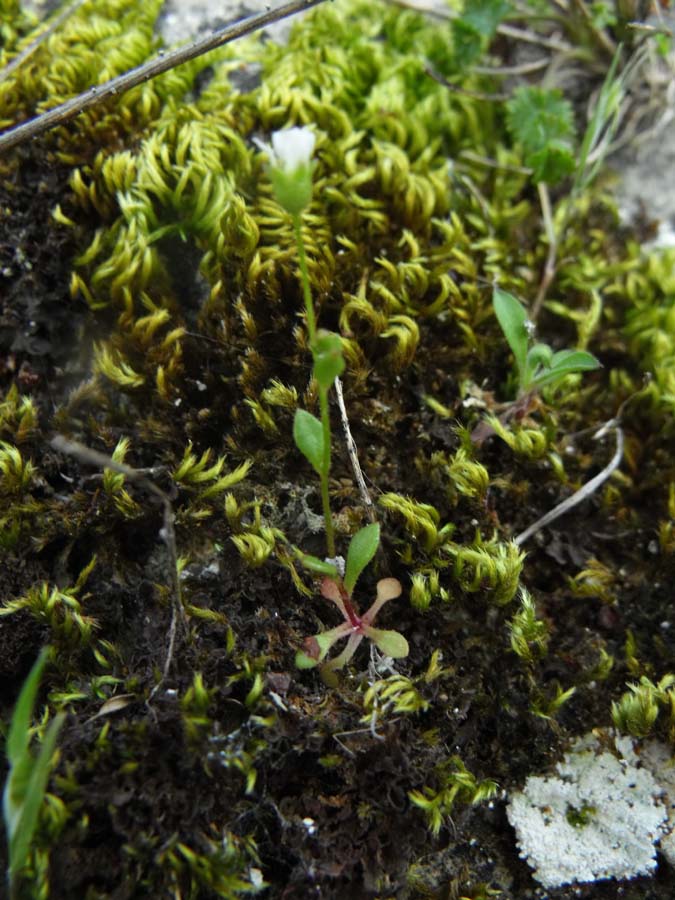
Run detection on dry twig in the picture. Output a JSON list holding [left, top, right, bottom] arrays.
[[0, 0, 85, 84], [334, 376, 376, 523], [514, 419, 624, 546], [0, 0, 329, 154]]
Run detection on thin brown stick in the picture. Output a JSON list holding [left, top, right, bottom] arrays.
[[472, 58, 549, 76], [514, 420, 624, 546], [424, 65, 507, 102], [0, 0, 329, 154], [496, 22, 571, 53], [334, 376, 376, 523], [50, 435, 185, 695], [0, 0, 85, 84], [458, 150, 532, 176]]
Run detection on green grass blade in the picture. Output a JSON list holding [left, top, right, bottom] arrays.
[[6, 648, 49, 765], [8, 713, 64, 884]]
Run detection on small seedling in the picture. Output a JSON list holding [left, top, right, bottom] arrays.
[[295, 523, 409, 676], [493, 287, 600, 397], [3, 647, 65, 898], [257, 126, 345, 558], [258, 130, 408, 677]]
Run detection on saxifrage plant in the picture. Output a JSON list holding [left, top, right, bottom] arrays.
[[295, 523, 409, 676], [257, 129, 408, 676], [257, 126, 344, 559]]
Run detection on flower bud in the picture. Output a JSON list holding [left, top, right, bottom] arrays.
[[256, 126, 315, 215]]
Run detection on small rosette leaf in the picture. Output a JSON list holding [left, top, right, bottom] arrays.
[[295, 624, 350, 669], [362, 625, 409, 659]]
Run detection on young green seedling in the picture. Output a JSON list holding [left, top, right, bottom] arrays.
[[493, 287, 600, 397], [295, 523, 409, 675], [258, 126, 345, 558], [258, 131, 408, 676], [3, 647, 65, 898]]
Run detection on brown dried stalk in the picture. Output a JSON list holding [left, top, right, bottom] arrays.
[[0, 0, 329, 154]]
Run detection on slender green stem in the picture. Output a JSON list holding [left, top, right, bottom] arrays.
[[318, 386, 336, 557], [293, 214, 335, 557], [293, 215, 317, 342]]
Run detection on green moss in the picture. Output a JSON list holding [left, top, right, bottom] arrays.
[[612, 674, 675, 740], [409, 754, 499, 837], [622, 247, 675, 417], [0, 557, 98, 650], [508, 588, 549, 664], [155, 832, 264, 899], [2, 0, 675, 894], [0, 0, 167, 146], [0, 0, 35, 57]]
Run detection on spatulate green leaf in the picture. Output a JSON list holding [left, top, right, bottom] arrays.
[[344, 523, 380, 595], [363, 626, 409, 659]]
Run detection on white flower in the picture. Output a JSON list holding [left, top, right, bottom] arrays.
[[256, 126, 316, 216], [269, 127, 315, 173]]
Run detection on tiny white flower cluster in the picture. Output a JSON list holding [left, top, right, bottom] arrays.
[[266, 127, 315, 173], [256, 126, 315, 216]]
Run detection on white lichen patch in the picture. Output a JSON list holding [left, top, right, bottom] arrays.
[[507, 731, 668, 888], [640, 740, 675, 869]]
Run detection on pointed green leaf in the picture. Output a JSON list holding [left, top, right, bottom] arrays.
[[8, 713, 65, 881], [493, 288, 529, 379], [575, 47, 623, 191], [293, 409, 324, 475], [4, 647, 65, 888], [530, 350, 601, 389], [344, 523, 380, 595], [6, 648, 49, 765]]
